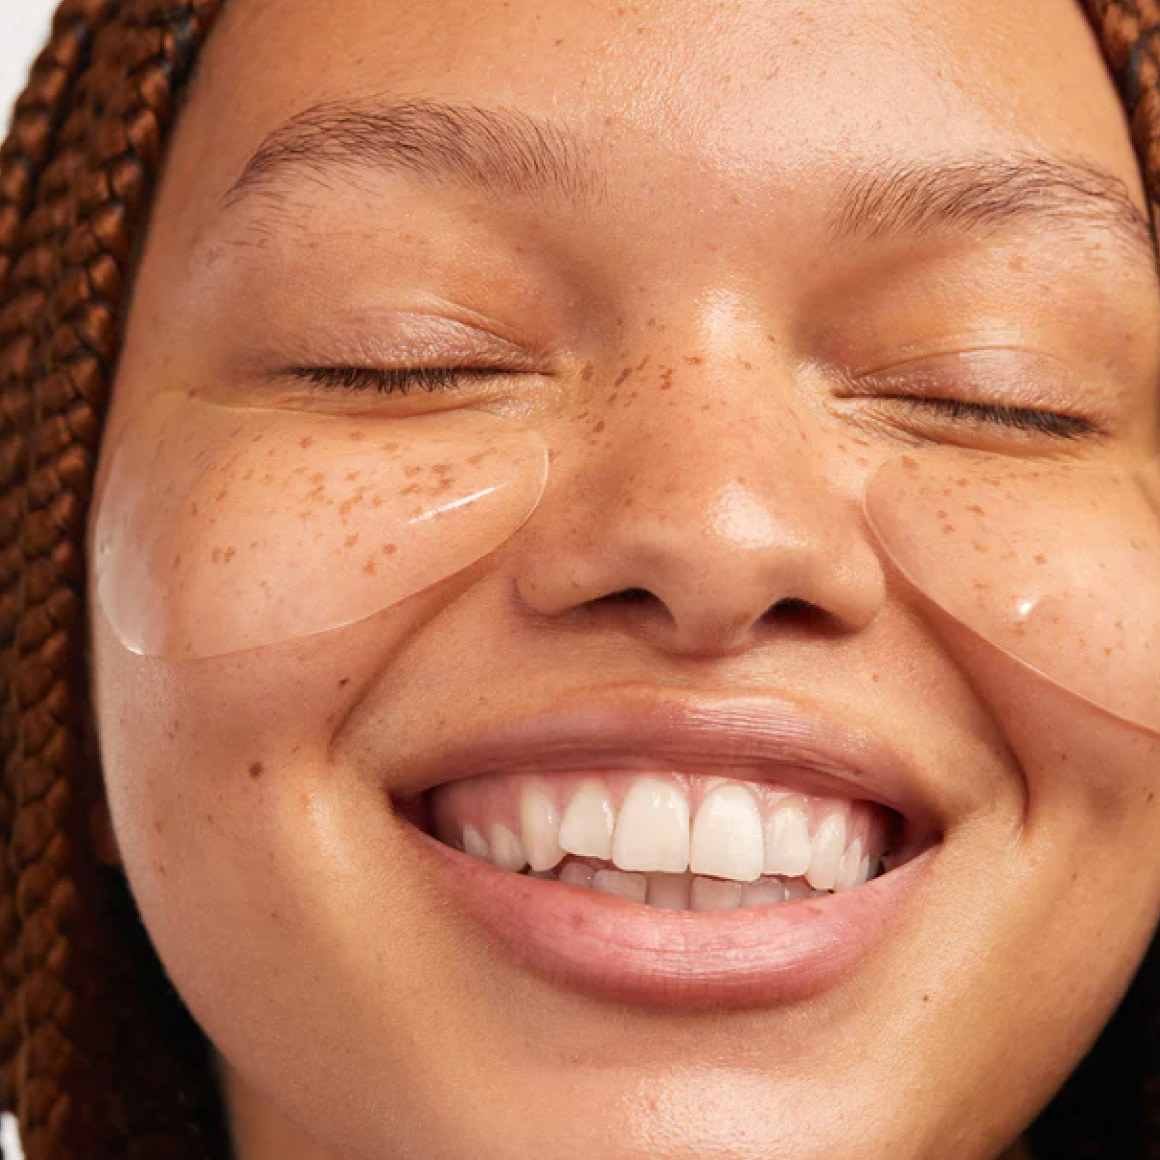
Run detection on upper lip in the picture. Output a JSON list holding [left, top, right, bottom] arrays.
[[390, 686, 945, 831]]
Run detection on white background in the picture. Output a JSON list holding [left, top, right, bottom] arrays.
[[1, 3, 61, 1156], [1, 0, 56, 132]]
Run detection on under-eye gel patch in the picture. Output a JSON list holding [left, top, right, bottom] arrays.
[[865, 450, 1160, 735], [93, 390, 549, 658]]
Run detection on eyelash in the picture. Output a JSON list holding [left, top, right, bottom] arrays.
[[291, 365, 503, 394], [292, 366, 1093, 440], [900, 396, 1092, 439]]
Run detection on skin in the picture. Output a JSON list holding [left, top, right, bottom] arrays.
[[85, 1, 1160, 1158]]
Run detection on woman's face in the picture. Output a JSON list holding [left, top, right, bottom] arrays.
[[88, 1, 1160, 1158]]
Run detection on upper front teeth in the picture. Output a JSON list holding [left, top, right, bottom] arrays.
[[690, 784, 764, 882], [432, 773, 892, 888], [611, 777, 690, 872]]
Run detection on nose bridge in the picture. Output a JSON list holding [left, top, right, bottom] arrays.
[[516, 339, 886, 653], [603, 353, 824, 543]]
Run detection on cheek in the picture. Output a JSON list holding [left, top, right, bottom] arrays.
[[88, 602, 496, 1160], [88, 600, 418, 956]]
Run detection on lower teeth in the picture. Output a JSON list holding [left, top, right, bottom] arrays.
[[518, 857, 874, 910]]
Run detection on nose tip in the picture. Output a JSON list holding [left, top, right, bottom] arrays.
[[515, 469, 887, 659]]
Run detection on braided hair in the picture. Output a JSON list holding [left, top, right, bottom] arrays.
[[0, 2, 1156, 1157]]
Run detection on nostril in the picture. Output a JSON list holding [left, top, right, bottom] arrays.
[[763, 597, 839, 633], [601, 587, 655, 605]]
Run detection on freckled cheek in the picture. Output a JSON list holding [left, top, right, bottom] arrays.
[[90, 612, 409, 879]]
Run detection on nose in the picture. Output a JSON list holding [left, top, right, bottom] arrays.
[[512, 356, 887, 659]]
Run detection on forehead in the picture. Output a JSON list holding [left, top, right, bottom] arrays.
[[170, 0, 1142, 229]]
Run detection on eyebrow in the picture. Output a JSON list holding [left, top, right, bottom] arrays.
[[222, 98, 602, 208], [833, 153, 1157, 270], [222, 98, 1157, 275]]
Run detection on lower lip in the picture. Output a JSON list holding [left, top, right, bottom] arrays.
[[401, 818, 937, 1007]]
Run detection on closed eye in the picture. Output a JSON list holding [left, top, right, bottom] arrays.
[[289, 365, 515, 395]]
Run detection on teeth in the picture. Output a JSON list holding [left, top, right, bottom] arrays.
[[762, 799, 812, 877], [558, 779, 616, 860], [646, 872, 691, 910], [690, 784, 764, 882], [805, 812, 847, 891], [593, 868, 648, 902], [690, 876, 743, 911], [783, 878, 814, 901], [559, 861, 596, 888], [833, 838, 865, 892], [462, 824, 490, 861], [612, 776, 690, 873], [520, 786, 565, 871], [489, 823, 528, 872], [741, 877, 786, 907]]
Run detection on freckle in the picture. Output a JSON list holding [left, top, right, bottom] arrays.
[[249, 761, 264, 779], [554, 36, 564, 45], [171, 553, 182, 571], [1034, 554, 1047, 565], [299, 436, 315, 449], [966, 504, 985, 516], [372, 494, 383, 507], [740, 359, 753, 371], [580, 363, 594, 382], [941, 524, 955, 534], [250, 433, 264, 444], [154, 819, 163, 833], [623, 495, 634, 507], [345, 533, 360, 548], [364, 557, 377, 575], [382, 542, 397, 554], [593, 420, 605, 433], [404, 463, 424, 477], [338, 677, 350, 688], [190, 501, 199, 516], [223, 547, 236, 563], [614, 367, 632, 387]]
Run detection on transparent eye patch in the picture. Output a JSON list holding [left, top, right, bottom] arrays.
[[93, 390, 1160, 736], [93, 391, 550, 658], [864, 451, 1160, 736]]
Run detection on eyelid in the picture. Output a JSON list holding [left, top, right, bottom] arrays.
[[835, 349, 1104, 432]]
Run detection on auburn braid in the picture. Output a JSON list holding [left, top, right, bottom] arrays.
[[0, 1, 1159, 1158], [0, 3, 227, 1158]]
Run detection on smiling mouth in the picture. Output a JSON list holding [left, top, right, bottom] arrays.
[[400, 769, 928, 912], [387, 691, 944, 1003]]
